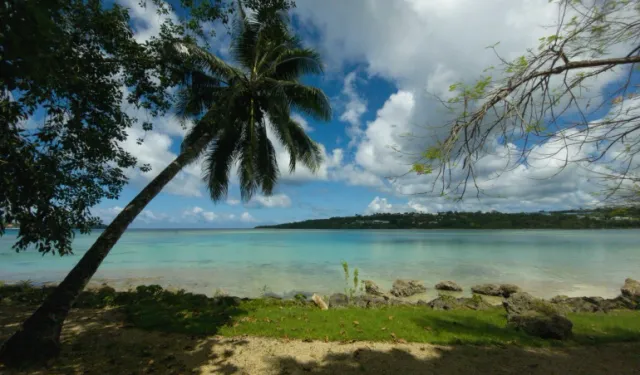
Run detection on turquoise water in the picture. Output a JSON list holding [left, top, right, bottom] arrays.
[[1, 229, 639, 299]]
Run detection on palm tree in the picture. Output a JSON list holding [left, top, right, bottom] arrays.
[[0, 5, 331, 367]]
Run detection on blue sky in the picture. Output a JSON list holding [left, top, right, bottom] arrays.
[[89, 0, 640, 228]]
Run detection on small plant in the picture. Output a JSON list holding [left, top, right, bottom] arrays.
[[259, 285, 271, 297], [213, 288, 228, 298], [17, 280, 34, 290], [341, 261, 361, 301], [294, 293, 307, 303]]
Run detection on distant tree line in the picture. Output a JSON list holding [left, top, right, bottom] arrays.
[[256, 207, 640, 230]]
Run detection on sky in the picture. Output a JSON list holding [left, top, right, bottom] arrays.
[[89, 0, 639, 228]]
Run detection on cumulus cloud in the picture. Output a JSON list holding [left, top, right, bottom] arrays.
[[294, 0, 637, 212], [181, 206, 259, 224], [339, 71, 367, 147], [246, 193, 292, 208], [240, 212, 258, 222], [183, 206, 218, 222], [226, 198, 241, 206]]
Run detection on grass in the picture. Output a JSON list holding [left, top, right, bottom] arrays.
[[3, 283, 640, 348], [124, 294, 640, 348]]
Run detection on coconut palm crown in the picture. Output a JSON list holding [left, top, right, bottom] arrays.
[[176, 5, 331, 203]]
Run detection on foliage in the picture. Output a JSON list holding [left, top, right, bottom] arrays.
[[0, 0, 230, 255], [175, 4, 331, 203], [341, 261, 361, 301], [257, 207, 640, 230], [412, 0, 640, 203], [0, 0, 299, 256]]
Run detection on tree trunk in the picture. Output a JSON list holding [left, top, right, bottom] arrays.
[[0, 134, 211, 368]]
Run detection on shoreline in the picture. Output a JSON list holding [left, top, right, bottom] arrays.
[[12, 277, 628, 305]]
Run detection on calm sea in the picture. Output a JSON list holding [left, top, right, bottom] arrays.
[[1, 229, 639, 299]]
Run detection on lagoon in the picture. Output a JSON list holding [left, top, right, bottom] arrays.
[[1, 229, 639, 300]]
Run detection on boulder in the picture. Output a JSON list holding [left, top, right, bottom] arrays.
[[435, 281, 463, 292], [363, 280, 385, 296], [499, 284, 521, 297], [621, 278, 640, 301], [427, 295, 492, 311], [311, 294, 328, 310], [605, 295, 639, 310], [262, 292, 282, 300], [352, 295, 390, 308], [390, 279, 427, 297], [507, 311, 573, 340], [328, 293, 349, 308], [550, 294, 637, 313], [504, 292, 565, 318], [471, 283, 502, 296]]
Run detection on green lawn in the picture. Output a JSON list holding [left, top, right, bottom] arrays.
[[3, 283, 640, 348], [127, 296, 640, 347]]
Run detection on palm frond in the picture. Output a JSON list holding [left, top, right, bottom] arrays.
[[237, 125, 259, 202], [267, 109, 297, 172], [255, 122, 279, 194], [267, 80, 331, 121], [267, 48, 324, 81], [202, 124, 242, 201], [231, 8, 261, 73], [180, 110, 226, 157], [288, 118, 323, 172], [174, 71, 224, 120], [180, 42, 241, 82]]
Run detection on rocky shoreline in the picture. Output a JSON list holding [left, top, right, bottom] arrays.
[[3, 277, 639, 342]]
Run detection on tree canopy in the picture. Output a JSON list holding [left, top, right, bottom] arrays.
[[0, 0, 295, 255], [175, 4, 330, 202], [411, 0, 640, 204]]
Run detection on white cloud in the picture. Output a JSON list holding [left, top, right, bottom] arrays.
[[339, 71, 367, 147], [120, 125, 204, 197], [295, 0, 637, 212], [292, 113, 314, 132], [240, 212, 257, 222], [365, 197, 394, 214], [117, 0, 177, 43], [92, 206, 124, 223], [226, 198, 241, 206], [182, 206, 217, 222], [247, 193, 292, 208]]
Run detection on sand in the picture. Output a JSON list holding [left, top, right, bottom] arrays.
[[2, 305, 640, 375]]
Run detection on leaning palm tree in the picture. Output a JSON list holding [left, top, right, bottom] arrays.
[[0, 6, 331, 366]]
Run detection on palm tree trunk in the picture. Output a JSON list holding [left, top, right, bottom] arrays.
[[0, 133, 211, 368]]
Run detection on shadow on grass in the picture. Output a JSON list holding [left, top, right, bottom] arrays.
[[0, 284, 249, 374], [272, 341, 640, 375]]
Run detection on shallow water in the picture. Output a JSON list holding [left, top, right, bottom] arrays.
[[1, 229, 639, 299]]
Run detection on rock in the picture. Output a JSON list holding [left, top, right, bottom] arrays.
[[416, 300, 429, 307], [499, 284, 521, 297], [435, 281, 463, 292], [427, 295, 493, 311], [363, 280, 385, 296], [471, 283, 502, 296], [328, 293, 349, 308], [550, 295, 637, 313], [390, 279, 427, 297], [605, 295, 639, 310], [550, 295, 569, 303], [507, 311, 573, 340], [621, 278, 640, 301], [552, 296, 603, 313], [504, 292, 565, 317], [352, 295, 389, 308], [262, 292, 282, 300], [311, 293, 328, 310]]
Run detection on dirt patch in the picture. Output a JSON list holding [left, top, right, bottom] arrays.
[[1, 305, 640, 374]]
